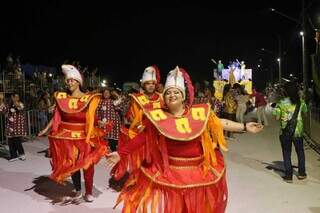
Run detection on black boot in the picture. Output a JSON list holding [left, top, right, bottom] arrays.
[[282, 175, 293, 183]]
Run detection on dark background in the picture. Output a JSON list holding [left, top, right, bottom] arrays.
[[1, 0, 319, 88]]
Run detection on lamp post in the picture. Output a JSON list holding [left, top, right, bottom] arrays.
[[261, 48, 282, 84], [270, 1, 308, 100], [277, 58, 281, 84], [300, 31, 308, 99]]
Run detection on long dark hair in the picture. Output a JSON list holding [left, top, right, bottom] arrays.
[[9, 92, 20, 107], [222, 84, 231, 100], [283, 81, 300, 104]]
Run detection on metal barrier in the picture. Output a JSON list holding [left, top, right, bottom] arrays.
[[0, 110, 52, 144], [27, 110, 53, 140], [304, 105, 320, 148], [0, 113, 5, 144]]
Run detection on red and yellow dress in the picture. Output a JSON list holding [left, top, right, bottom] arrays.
[[126, 91, 164, 138], [48, 92, 108, 183], [114, 92, 164, 176], [115, 103, 228, 213]]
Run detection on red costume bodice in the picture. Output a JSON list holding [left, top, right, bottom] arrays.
[[61, 111, 87, 123], [49, 92, 102, 140], [166, 137, 203, 158], [48, 91, 108, 184]]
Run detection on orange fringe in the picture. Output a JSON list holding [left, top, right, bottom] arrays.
[[115, 168, 228, 213], [127, 100, 143, 139], [86, 96, 100, 144], [201, 112, 228, 172], [113, 100, 145, 179], [114, 112, 228, 212], [49, 96, 108, 184], [49, 137, 107, 183]]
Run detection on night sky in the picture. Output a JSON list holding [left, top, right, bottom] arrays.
[[1, 0, 319, 87]]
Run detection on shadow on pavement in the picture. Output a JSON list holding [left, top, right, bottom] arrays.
[[37, 148, 50, 158], [262, 161, 299, 177], [0, 144, 10, 160], [309, 207, 320, 213], [25, 176, 102, 205]]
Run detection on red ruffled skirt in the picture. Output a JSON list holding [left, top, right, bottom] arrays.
[[115, 150, 228, 213], [48, 122, 108, 183]]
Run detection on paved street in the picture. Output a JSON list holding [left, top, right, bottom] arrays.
[[1, 113, 320, 213]]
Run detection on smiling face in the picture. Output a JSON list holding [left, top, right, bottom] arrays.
[[164, 87, 184, 110], [66, 78, 80, 93]]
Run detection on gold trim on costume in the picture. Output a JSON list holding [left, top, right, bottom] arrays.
[[168, 155, 204, 161], [209, 165, 222, 177], [48, 128, 97, 140], [140, 166, 225, 189], [175, 117, 192, 133], [48, 135, 87, 140], [149, 109, 167, 121], [152, 171, 161, 181], [60, 121, 86, 126], [60, 128, 85, 133], [56, 92, 67, 99], [143, 103, 211, 141], [130, 92, 162, 109], [169, 165, 199, 170], [54, 92, 101, 113], [68, 99, 79, 109], [71, 132, 82, 138]]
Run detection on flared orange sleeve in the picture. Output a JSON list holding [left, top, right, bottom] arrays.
[[127, 99, 143, 139], [201, 111, 228, 168]]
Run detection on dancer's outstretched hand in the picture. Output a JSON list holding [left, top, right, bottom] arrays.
[[38, 128, 48, 137], [106, 152, 120, 168], [246, 122, 263, 133]]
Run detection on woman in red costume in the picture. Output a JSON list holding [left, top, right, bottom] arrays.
[[38, 64, 110, 203], [109, 65, 163, 191], [107, 66, 263, 212]]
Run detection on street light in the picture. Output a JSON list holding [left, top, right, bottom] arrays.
[[270, 3, 308, 100], [277, 58, 281, 84], [261, 47, 282, 83], [300, 30, 308, 98], [269, 8, 300, 24]]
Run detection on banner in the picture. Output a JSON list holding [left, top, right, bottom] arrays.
[[213, 80, 252, 101]]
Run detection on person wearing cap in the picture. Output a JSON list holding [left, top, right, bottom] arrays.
[[126, 65, 163, 137], [107, 66, 263, 212], [108, 65, 164, 191], [38, 64, 111, 203]]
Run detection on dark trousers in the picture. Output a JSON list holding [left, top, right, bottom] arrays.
[[8, 137, 25, 158], [71, 165, 94, 195], [280, 136, 306, 177], [108, 139, 118, 152]]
